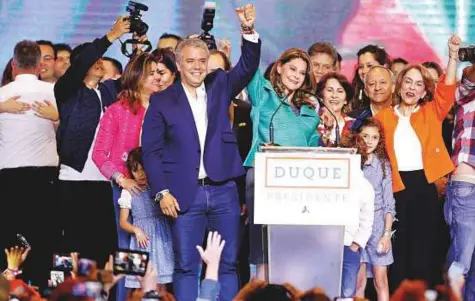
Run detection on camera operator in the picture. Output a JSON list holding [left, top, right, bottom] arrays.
[[445, 60, 475, 301], [54, 16, 131, 266]]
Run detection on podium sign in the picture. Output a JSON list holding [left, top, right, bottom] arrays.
[[254, 151, 361, 226]]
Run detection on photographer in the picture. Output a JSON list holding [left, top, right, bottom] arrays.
[[54, 16, 130, 266], [445, 61, 475, 301]]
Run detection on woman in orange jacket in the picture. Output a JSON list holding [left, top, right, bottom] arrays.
[[375, 35, 461, 290]]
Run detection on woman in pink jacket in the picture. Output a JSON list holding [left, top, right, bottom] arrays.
[[92, 49, 177, 249]]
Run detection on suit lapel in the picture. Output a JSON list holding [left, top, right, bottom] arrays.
[[205, 78, 215, 127], [174, 82, 200, 145]]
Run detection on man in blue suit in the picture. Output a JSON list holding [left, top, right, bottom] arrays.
[[142, 4, 260, 301]]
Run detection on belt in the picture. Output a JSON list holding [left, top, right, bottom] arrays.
[[450, 174, 475, 185], [197, 177, 229, 186]]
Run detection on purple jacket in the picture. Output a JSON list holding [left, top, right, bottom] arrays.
[[142, 38, 261, 211]]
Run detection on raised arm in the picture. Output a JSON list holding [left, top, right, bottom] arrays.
[[226, 4, 261, 99], [432, 35, 461, 121], [54, 16, 130, 103]]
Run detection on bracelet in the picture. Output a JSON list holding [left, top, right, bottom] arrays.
[[241, 24, 254, 33], [383, 229, 395, 238]]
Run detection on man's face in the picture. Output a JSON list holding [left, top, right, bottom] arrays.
[[158, 37, 179, 52], [310, 52, 335, 83], [177, 46, 208, 89], [207, 53, 225, 74], [39, 44, 55, 82], [365, 68, 394, 105], [101, 60, 120, 81], [54, 50, 70, 79], [391, 62, 406, 79], [87, 59, 105, 81]]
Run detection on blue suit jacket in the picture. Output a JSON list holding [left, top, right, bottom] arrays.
[[142, 38, 261, 211]]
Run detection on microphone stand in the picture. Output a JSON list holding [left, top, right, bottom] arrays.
[[266, 94, 290, 146], [302, 90, 340, 146]]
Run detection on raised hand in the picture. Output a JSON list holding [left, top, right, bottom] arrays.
[[5, 246, 30, 271], [103, 255, 125, 295], [448, 34, 462, 59], [0, 96, 30, 114], [236, 4, 256, 29], [107, 15, 131, 42]]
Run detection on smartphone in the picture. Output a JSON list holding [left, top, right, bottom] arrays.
[[16, 234, 30, 249], [53, 254, 73, 270], [113, 249, 149, 276], [77, 258, 97, 277], [49, 270, 65, 288], [334, 298, 354, 301]]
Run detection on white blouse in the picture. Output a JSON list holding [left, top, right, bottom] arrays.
[[393, 106, 424, 171]]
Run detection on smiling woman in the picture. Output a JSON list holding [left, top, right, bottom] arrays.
[[375, 35, 461, 290], [316, 72, 355, 147], [244, 47, 321, 279]]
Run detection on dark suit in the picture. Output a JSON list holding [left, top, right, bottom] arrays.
[[142, 38, 261, 301]]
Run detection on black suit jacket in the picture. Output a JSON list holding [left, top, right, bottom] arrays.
[[232, 98, 253, 206]]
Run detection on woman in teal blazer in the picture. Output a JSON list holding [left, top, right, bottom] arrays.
[[245, 48, 321, 279]]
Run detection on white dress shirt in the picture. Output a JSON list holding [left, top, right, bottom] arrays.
[[0, 74, 58, 169], [182, 82, 208, 179], [393, 105, 424, 171], [179, 32, 260, 181]]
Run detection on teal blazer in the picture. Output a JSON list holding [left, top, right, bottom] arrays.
[[244, 70, 320, 167]]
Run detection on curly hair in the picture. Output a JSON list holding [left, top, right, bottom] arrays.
[[339, 132, 368, 169], [355, 118, 389, 178]]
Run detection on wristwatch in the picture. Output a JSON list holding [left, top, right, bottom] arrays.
[[154, 189, 169, 204]]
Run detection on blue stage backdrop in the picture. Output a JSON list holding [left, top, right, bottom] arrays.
[[0, 0, 474, 79]]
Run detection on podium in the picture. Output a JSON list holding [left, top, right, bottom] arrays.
[[252, 146, 362, 297]]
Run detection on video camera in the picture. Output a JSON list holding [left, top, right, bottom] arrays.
[[198, 2, 217, 50], [459, 46, 475, 62], [126, 1, 149, 36], [121, 1, 152, 58]]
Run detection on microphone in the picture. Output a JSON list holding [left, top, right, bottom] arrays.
[[301, 89, 340, 146], [267, 94, 290, 146]]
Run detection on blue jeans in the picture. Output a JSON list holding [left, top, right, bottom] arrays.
[[112, 184, 131, 301], [444, 180, 475, 301], [171, 181, 240, 301], [341, 246, 361, 298]]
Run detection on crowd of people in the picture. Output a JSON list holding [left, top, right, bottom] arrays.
[[0, 3, 474, 301]]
